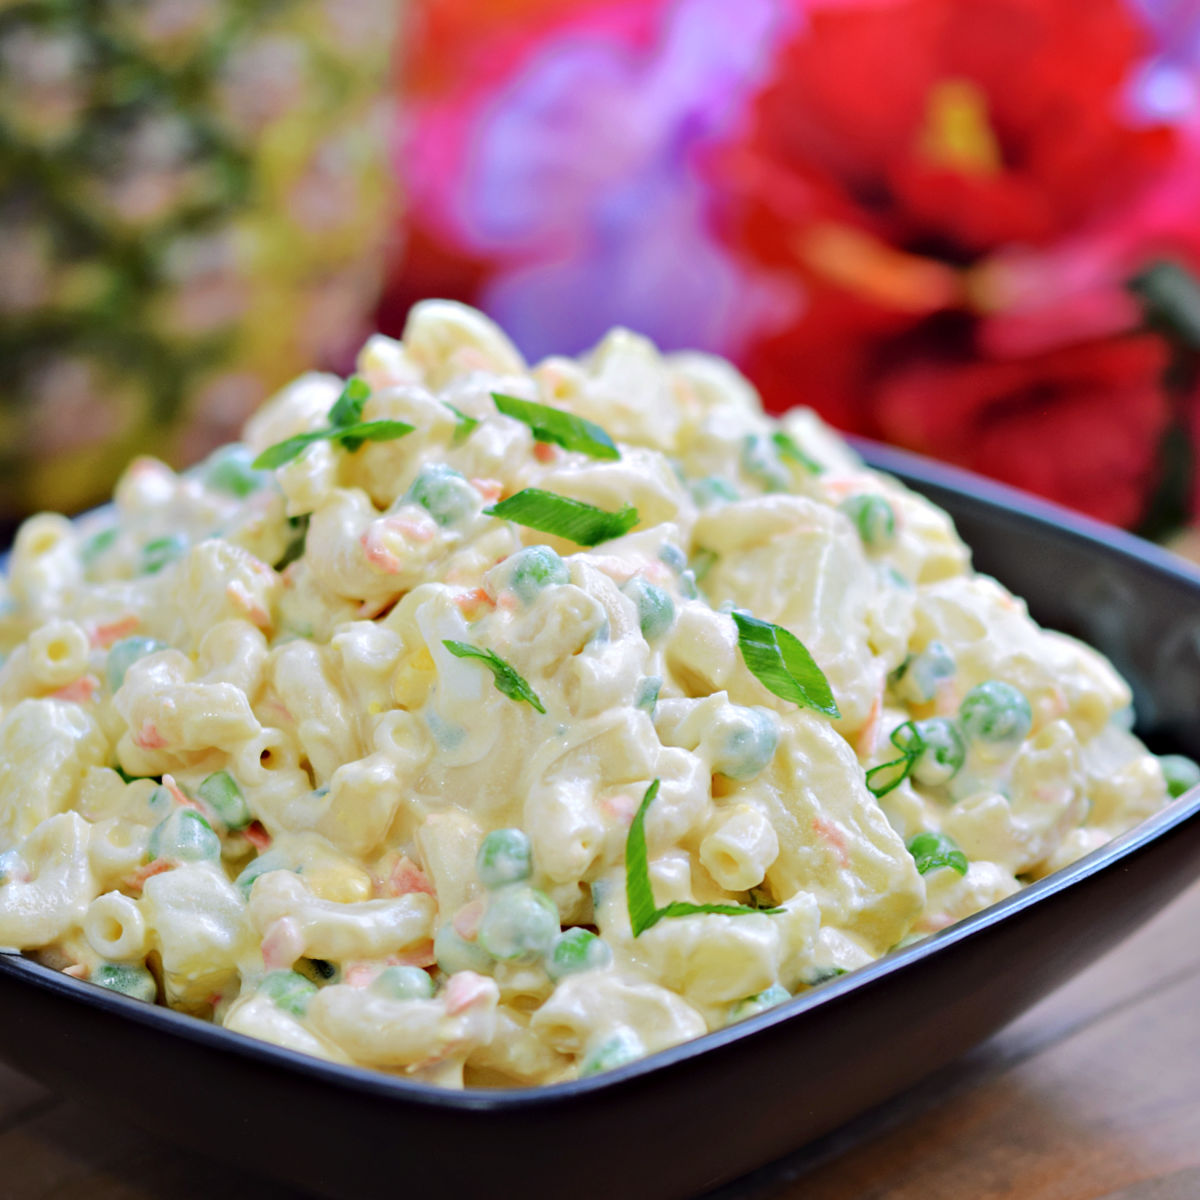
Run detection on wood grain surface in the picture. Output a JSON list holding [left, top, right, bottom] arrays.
[[2, 880, 1199, 1200]]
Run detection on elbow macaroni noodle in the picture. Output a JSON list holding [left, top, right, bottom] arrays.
[[0, 300, 1180, 1086]]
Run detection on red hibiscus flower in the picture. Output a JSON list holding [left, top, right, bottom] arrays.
[[720, 0, 1190, 526]]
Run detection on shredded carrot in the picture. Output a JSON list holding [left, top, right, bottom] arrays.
[[261, 917, 305, 970], [244, 821, 272, 851], [471, 478, 503, 502], [91, 615, 140, 648], [127, 860, 173, 891], [390, 941, 437, 969], [452, 899, 486, 940], [385, 856, 436, 898], [812, 816, 850, 866], [51, 675, 98, 704], [444, 970, 491, 1013], [133, 721, 168, 750], [533, 442, 557, 464]]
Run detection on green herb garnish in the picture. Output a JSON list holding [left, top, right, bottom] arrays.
[[443, 402, 479, 445], [732, 612, 839, 717], [906, 830, 968, 876], [772, 431, 822, 474], [253, 376, 414, 468], [865, 720, 924, 798], [442, 640, 546, 713], [626, 780, 784, 936], [493, 392, 619, 459], [485, 488, 638, 546]]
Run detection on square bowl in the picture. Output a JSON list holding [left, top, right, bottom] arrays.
[[0, 443, 1198, 1200]]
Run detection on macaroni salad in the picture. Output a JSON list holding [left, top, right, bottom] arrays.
[[0, 301, 1187, 1087]]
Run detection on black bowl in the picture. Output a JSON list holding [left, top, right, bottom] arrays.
[[0, 444, 1197, 1200]]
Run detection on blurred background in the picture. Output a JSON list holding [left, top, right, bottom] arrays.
[[3, 0, 1200, 556]]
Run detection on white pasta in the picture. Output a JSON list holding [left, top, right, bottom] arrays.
[[0, 301, 1177, 1086]]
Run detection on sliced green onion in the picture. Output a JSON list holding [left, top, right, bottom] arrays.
[[1161, 754, 1200, 799], [492, 392, 619, 459], [444, 402, 479, 445], [732, 611, 839, 717], [140, 535, 187, 576], [442, 641, 546, 714], [625, 779, 783, 936], [907, 830, 968, 876], [841, 494, 896, 548], [772, 431, 823, 474], [485, 488, 638, 546]]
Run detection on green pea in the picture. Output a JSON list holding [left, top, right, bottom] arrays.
[[106, 637, 167, 693], [476, 828, 533, 889], [81, 527, 118, 567], [712, 706, 779, 780], [840, 494, 896, 548], [911, 717, 965, 786], [477, 886, 559, 962], [507, 545, 569, 605], [147, 808, 220, 864], [657, 544, 687, 572], [959, 680, 1032, 750], [547, 928, 613, 980], [635, 676, 661, 713], [740, 434, 789, 492], [405, 463, 476, 526], [730, 983, 790, 1020], [204, 445, 268, 498], [622, 577, 675, 641], [371, 965, 436, 1001], [197, 770, 251, 831], [1160, 754, 1200, 799], [689, 477, 739, 507], [894, 641, 956, 703], [261, 969, 318, 1017], [93, 963, 157, 1003], [580, 1027, 644, 1077], [235, 853, 286, 899], [434, 922, 493, 975], [140, 534, 188, 575]]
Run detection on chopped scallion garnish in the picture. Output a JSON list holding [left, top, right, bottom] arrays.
[[442, 640, 546, 713], [485, 488, 638, 546], [492, 392, 619, 459], [625, 779, 783, 936], [732, 612, 839, 717]]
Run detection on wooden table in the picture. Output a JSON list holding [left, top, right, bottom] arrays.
[[3, 880, 1200, 1200]]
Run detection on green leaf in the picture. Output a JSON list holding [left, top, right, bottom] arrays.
[[625, 779, 783, 937], [492, 392, 619, 459], [866, 720, 925, 798], [252, 376, 413, 467], [442, 640, 546, 714], [732, 611, 840, 717], [485, 488, 638, 546], [772, 431, 823, 474], [907, 830, 968, 876], [331, 419, 415, 454], [444, 402, 479, 445], [327, 375, 371, 428], [625, 780, 660, 937], [252, 431, 331, 470]]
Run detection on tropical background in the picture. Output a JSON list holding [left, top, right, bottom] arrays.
[[4, 0, 1200, 556]]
